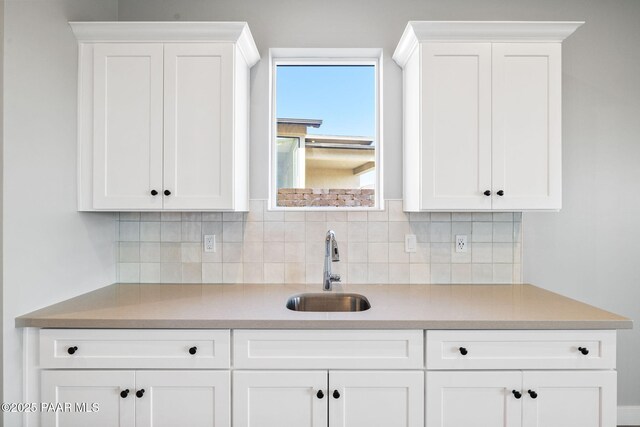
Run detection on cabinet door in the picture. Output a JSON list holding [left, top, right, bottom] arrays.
[[41, 370, 135, 427], [135, 371, 230, 427], [163, 43, 234, 210], [92, 43, 164, 210], [233, 371, 327, 427], [329, 371, 423, 427], [492, 43, 562, 210], [421, 43, 492, 210], [426, 371, 522, 427], [522, 371, 616, 427]]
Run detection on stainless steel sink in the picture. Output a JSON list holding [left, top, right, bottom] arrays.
[[286, 293, 371, 312]]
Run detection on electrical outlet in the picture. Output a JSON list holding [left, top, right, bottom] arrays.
[[455, 235, 468, 253], [405, 234, 417, 253], [204, 235, 216, 253]]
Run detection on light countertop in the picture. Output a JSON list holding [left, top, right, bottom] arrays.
[[15, 283, 632, 330]]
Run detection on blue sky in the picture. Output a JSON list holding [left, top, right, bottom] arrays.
[[276, 65, 375, 137]]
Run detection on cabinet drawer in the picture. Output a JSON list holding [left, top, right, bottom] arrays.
[[40, 329, 230, 369], [234, 330, 423, 369], [426, 330, 615, 370]]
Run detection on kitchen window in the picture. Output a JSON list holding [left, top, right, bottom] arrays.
[[269, 49, 383, 210]]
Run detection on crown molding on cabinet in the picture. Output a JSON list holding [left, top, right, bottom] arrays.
[[393, 21, 584, 67], [69, 21, 260, 67]]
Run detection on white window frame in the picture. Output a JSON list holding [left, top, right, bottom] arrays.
[[268, 48, 384, 211]]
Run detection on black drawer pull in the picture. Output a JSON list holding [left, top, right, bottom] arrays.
[[189, 346, 197, 355], [459, 347, 468, 355], [578, 347, 589, 355], [67, 346, 78, 355]]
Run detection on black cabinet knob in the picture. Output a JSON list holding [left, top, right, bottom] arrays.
[[120, 389, 129, 398], [497, 190, 504, 196], [578, 347, 589, 355], [483, 190, 491, 196], [150, 190, 158, 196], [316, 390, 324, 399], [528, 390, 537, 399], [512, 390, 522, 399], [67, 346, 78, 355], [164, 190, 171, 196], [333, 390, 340, 399], [136, 389, 145, 398], [459, 347, 468, 355], [189, 346, 197, 355]]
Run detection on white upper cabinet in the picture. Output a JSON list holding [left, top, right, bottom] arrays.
[[394, 21, 583, 211], [71, 22, 260, 211]]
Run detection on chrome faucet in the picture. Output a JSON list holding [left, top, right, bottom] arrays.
[[323, 230, 341, 291]]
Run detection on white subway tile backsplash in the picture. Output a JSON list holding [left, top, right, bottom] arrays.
[[284, 211, 305, 222], [430, 222, 451, 242], [472, 222, 493, 242], [284, 242, 305, 263], [264, 221, 285, 242], [182, 212, 202, 222], [409, 263, 430, 284], [285, 262, 305, 284], [284, 222, 305, 242], [306, 212, 326, 222], [263, 263, 285, 283], [117, 200, 522, 285], [202, 263, 223, 283], [368, 242, 389, 263], [348, 242, 368, 263], [388, 263, 410, 284], [120, 212, 140, 221], [431, 264, 451, 284], [409, 212, 430, 222], [263, 242, 285, 263], [202, 212, 222, 222], [160, 222, 181, 242], [243, 242, 264, 263], [388, 201, 407, 222], [140, 222, 161, 242], [140, 212, 161, 221], [182, 221, 203, 242], [221, 221, 242, 242], [430, 243, 451, 263], [140, 242, 161, 262], [161, 212, 182, 222], [182, 263, 202, 283], [140, 263, 160, 283], [367, 222, 388, 242], [181, 243, 202, 263], [222, 242, 243, 263], [347, 211, 367, 222], [368, 263, 389, 284], [119, 242, 139, 263], [243, 263, 264, 284], [431, 212, 451, 222], [222, 263, 243, 284], [326, 211, 347, 222], [161, 243, 181, 263], [389, 242, 409, 263], [161, 263, 181, 283], [119, 222, 140, 242], [493, 222, 513, 243]]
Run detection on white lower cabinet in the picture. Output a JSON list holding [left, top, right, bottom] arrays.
[[426, 370, 616, 427], [233, 370, 424, 427], [41, 370, 230, 427]]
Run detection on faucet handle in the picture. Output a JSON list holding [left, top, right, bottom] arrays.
[[330, 274, 341, 283]]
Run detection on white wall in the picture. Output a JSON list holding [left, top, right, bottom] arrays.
[[2, 0, 118, 423], [118, 0, 640, 408]]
